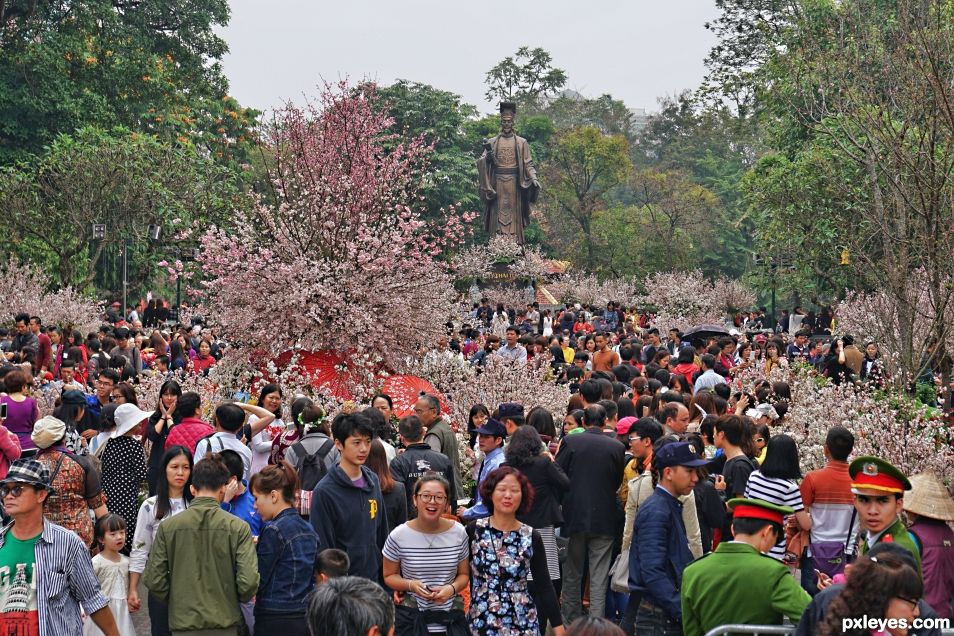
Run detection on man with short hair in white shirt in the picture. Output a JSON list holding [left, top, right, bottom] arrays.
[[693, 354, 727, 394], [193, 402, 275, 481], [496, 325, 527, 363]]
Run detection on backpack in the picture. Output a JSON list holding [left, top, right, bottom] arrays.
[[293, 438, 334, 491], [293, 438, 334, 516]]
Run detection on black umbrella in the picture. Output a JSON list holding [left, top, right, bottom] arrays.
[[683, 324, 731, 343]]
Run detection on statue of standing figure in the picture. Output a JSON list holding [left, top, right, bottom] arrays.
[[476, 101, 540, 244]]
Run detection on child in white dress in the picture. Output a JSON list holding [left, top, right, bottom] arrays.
[[84, 514, 137, 636]]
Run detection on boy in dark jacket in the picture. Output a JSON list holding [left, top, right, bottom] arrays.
[[629, 440, 707, 634], [310, 411, 389, 583]]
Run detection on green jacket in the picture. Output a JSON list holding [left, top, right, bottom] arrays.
[[424, 418, 462, 500], [681, 542, 811, 636], [143, 496, 260, 631], [859, 516, 922, 575]]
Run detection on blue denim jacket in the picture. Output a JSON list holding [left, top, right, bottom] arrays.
[[255, 507, 319, 614]]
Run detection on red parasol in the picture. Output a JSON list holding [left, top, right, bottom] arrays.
[[382, 375, 447, 418], [273, 350, 359, 401]]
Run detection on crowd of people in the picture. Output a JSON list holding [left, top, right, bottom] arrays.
[[0, 299, 951, 636]]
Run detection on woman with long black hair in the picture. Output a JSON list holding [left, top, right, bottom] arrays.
[[129, 445, 194, 636], [145, 380, 183, 494]]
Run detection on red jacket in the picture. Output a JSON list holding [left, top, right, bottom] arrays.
[[165, 417, 213, 455], [673, 362, 700, 387]]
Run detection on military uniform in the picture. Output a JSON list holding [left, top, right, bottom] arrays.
[[850, 456, 922, 575], [680, 499, 812, 636]]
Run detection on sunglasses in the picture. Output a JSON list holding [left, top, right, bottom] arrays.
[[0, 484, 32, 498]]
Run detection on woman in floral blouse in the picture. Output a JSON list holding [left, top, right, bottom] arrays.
[[466, 466, 564, 636]]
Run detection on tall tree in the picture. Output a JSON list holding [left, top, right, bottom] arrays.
[[0, 127, 243, 291], [538, 126, 631, 268], [0, 0, 255, 166], [198, 82, 472, 374], [484, 46, 567, 103]]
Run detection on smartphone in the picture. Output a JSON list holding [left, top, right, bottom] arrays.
[[0, 402, 6, 419]]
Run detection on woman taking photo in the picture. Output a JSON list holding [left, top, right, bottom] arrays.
[[145, 380, 182, 495], [130, 446, 193, 636], [467, 466, 564, 636], [383, 474, 470, 636], [502, 426, 568, 632], [250, 462, 318, 636], [250, 383, 285, 475]]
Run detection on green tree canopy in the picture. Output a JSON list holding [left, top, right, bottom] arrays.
[[0, 0, 256, 167], [0, 127, 245, 292]]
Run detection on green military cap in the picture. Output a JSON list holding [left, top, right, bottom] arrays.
[[848, 456, 911, 495], [727, 498, 794, 525]]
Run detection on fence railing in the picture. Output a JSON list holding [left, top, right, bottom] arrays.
[[702, 625, 954, 636]]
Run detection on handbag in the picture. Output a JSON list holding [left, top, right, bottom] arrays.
[[610, 477, 646, 593], [809, 507, 857, 577]]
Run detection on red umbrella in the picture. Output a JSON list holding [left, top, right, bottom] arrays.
[[382, 375, 446, 418], [273, 350, 358, 401]]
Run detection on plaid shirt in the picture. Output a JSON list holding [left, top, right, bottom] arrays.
[[0, 518, 109, 636]]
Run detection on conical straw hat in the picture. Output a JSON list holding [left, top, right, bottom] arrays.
[[903, 472, 954, 521]]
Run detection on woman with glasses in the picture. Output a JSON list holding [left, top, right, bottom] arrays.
[[815, 551, 923, 636], [382, 473, 469, 636]]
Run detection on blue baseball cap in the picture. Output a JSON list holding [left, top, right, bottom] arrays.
[[474, 418, 507, 438], [656, 441, 709, 468]]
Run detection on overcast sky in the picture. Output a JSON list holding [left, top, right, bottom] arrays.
[[219, 1, 720, 116]]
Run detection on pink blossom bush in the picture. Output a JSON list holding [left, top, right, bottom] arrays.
[[735, 364, 954, 493], [640, 269, 755, 331], [0, 257, 103, 333], [547, 271, 641, 308], [836, 270, 954, 387], [197, 82, 473, 377]]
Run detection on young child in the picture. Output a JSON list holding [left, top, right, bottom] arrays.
[[315, 548, 350, 584], [84, 514, 137, 636]]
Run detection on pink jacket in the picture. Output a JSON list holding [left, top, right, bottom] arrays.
[[0, 426, 23, 480]]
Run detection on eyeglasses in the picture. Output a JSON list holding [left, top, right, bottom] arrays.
[[416, 494, 447, 504], [628, 436, 645, 443], [0, 484, 30, 498], [895, 596, 918, 610]]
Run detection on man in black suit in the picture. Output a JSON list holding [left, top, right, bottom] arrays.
[[556, 404, 626, 623]]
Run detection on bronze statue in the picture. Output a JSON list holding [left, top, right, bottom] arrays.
[[477, 101, 539, 244]]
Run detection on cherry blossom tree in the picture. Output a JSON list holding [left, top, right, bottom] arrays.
[[640, 269, 756, 331], [198, 82, 473, 375], [836, 269, 954, 386], [734, 363, 954, 492], [546, 271, 641, 308], [0, 257, 102, 333]]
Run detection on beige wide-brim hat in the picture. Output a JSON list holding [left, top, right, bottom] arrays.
[[904, 472, 954, 521]]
